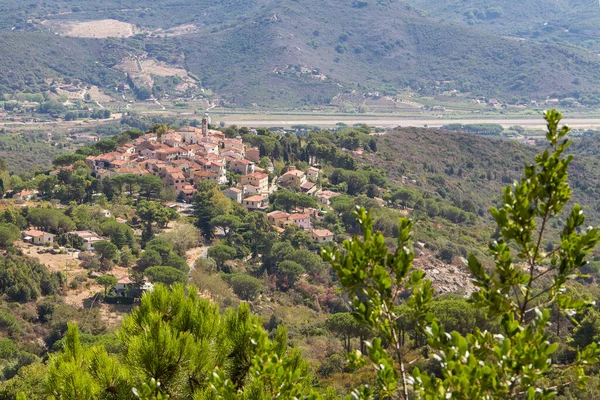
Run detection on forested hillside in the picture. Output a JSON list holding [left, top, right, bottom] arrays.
[[181, 0, 600, 105], [369, 127, 600, 227], [0, 111, 600, 399], [2, 0, 600, 106], [0, 32, 126, 94], [408, 0, 600, 50]]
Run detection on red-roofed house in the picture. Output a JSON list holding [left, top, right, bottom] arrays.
[[229, 159, 255, 175], [267, 210, 290, 227], [246, 148, 260, 162], [279, 168, 307, 187], [241, 172, 269, 195], [288, 213, 311, 230], [243, 195, 268, 210], [307, 166, 320, 181], [316, 190, 341, 206], [23, 229, 55, 245], [155, 147, 182, 162], [223, 187, 243, 203], [165, 171, 187, 192], [311, 229, 334, 243]]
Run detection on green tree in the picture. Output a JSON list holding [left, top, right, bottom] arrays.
[[207, 244, 237, 271], [210, 214, 241, 244], [193, 181, 232, 239], [138, 175, 163, 200], [119, 246, 136, 268], [326, 312, 371, 352], [46, 285, 313, 398], [92, 241, 119, 271], [276, 260, 305, 290], [36, 301, 55, 323], [571, 308, 600, 349], [144, 266, 186, 286], [56, 233, 85, 250], [0, 223, 20, 248], [96, 275, 117, 295], [26, 208, 76, 234], [136, 201, 177, 243], [322, 110, 600, 399], [229, 274, 262, 300], [100, 220, 134, 250], [37, 175, 58, 198]]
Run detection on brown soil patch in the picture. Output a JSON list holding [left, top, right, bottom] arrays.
[[16, 242, 132, 309], [141, 59, 188, 77], [154, 24, 200, 37], [88, 86, 113, 103], [44, 19, 141, 38]]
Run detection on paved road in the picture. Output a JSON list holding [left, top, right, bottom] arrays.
[[4, 113, 600, 130], [216, 117, 600, 129]]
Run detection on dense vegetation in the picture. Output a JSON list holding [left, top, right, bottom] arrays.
[[4, 111, 600, 399], [0, 1, 599, 105], [0, 32, 126, 95], [408, 0, 600, 52]]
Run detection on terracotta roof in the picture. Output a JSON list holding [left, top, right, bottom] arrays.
[[117, 276, 134, 285], [317, 190, 340, 199], [282, 170, 305, 177], [178, 126, 199, 132], [244, 195, 266, 202], [110, 159, 128, 166], [289, 213, 310, 220], [245, 172, 268, 180], [156, 147, 181, 154], [233, 158, 253, 165], [23, 229, 51, 237], [169, 172, 186, 180], [267, 210, 289, 219], [312, 229, 333, 237]]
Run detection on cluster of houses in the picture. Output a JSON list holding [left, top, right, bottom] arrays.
[[22, 229, 106, 249], [85, 116, 247, 200], [81, 115, 339, 242]]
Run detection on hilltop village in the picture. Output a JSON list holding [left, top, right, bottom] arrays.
[[83, 115, 336, 242]]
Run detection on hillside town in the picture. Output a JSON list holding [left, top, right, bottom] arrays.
[[81, 114, 335, 242]]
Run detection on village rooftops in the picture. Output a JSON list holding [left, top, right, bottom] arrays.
[[267, 210, 289, 219], [281, 169, 305, 177], [288, 213, 310, 221], [117, 276, 134, 285], [300, 181, 316, 190], [155, 147, 181, 154], [245, 172, 269, 180], [312, 229, 334, 238], [244, 195, 266, 202], [23, 229, 50, 238], [317, 190, 340, 199], [178, 126, 200, 132]]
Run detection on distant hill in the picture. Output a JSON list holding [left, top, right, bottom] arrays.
[[407, 0, 600, 51], [177, 0, 600, 106], [4, 0, 600, 106], [0, 32, 125, 95]]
